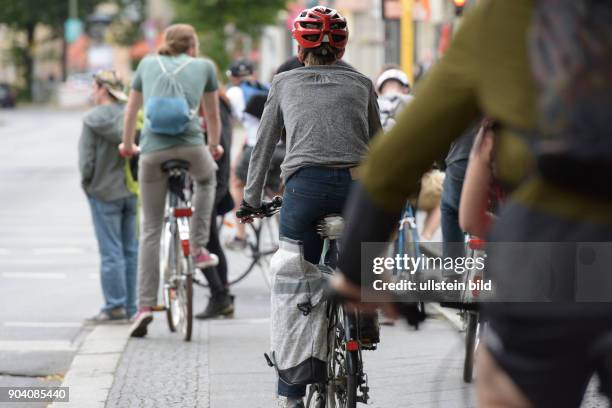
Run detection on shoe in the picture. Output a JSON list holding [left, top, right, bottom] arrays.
[[85, 308, 128, 325], [276, 396, 305, 408], [225, 236, 247, 251], [193, 249, 219, 269], [129, 307, 153, 338], [195, 290, 234, 319]]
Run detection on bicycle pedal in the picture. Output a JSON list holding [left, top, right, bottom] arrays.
[[152, 305, 166, 312]]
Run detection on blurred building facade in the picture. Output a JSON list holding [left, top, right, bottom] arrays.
[[257, 0, 462, 84]]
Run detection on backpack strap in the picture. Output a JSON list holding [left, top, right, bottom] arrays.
[[156, 55, 193, 76], [172, 58, 193, 75], [156, 55, 167, 74]]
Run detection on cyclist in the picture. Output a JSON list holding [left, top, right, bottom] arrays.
[[375, 65, 413, 132], [238, 6, 381, 407], [335, 2, 612, 406], [120, 24, 223, 338]]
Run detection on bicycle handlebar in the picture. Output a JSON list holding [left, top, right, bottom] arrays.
[[236, 196, 283, 222]]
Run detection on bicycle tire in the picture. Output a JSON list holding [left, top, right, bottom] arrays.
[[179, 272, 193, 342], [161, 221, 176, 332], [344, 349, 359, 408], [463, 311, 478, 383], [228, 216, 278, 287]]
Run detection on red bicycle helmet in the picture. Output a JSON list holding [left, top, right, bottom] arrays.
[[292, 6, 349, 50]]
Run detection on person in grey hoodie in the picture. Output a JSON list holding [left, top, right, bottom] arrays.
[[79, 70, 137, 323]]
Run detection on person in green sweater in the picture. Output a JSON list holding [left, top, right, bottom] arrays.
[[335, 1, 612, 406], [79, 70, 137, 323]]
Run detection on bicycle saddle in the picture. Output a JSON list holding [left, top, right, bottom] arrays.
[[316, 215, 344, 240], [161, 159, 190, 172]]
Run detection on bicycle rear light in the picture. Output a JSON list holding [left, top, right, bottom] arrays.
[[181, 239, 190, 256], [174, 208, 193, 218], [346, 340, 360, 351], [468, 237, 486, 250]]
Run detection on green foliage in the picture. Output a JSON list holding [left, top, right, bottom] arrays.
[[0, 0, 103, 32], [173, 0, 289, 70]]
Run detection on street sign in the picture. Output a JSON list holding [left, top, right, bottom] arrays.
[[64, 18, 83, 44]]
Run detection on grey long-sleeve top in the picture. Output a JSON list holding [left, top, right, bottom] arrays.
[[244, 64, 382, 207]]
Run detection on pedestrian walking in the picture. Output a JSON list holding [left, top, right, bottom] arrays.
[[79, 70, 137, 323]]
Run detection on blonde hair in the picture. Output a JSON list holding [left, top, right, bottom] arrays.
[[158, 24, 198, 56]]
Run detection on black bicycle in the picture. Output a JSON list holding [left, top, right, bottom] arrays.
[[307, 216, 373, 408]]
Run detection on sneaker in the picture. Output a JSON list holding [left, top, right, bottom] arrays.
[[195, 291, 234, 319], [129, 307, 153, 338], [276, 396, 305, 408], [225, 236, 247, 251], [85, 308, 128, 325], [193, 249, 219, 269]]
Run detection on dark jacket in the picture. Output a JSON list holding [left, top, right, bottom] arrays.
[[213, 97, 234, 215]]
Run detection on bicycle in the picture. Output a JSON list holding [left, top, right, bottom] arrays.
[[155, 159, 195, 342], [304, 215, 374, 408], [243, 201, 374, 408], [460, 235, 487, 383], [196, 190, 280, 290]]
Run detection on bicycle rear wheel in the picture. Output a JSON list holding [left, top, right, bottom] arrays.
[[167, 231, 193, 342], [160, 220, 176, 332], [329, 306, 359, 408], [463, 311, 479, 383]]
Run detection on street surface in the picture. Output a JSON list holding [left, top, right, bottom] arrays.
[[0, 108, 606, 407]]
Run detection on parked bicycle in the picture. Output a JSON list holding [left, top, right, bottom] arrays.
[[154, 159, 195, 342]]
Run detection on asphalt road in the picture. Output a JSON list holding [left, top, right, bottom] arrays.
[[0, 108, 99, 404]]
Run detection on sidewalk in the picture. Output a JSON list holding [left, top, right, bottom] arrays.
[[55, 255, 478, 408]]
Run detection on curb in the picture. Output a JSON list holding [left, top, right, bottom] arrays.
[[51, 325, 131, 408], [430, 303, 464, 331]]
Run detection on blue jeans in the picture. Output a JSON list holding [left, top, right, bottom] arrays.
[[441, 160, 467, 268], [277, 166, 353, 398], [88, 196, 138, 317]]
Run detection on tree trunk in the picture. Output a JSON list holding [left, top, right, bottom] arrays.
[[61, 35, 67, 82], [24, 22, 35, 101]]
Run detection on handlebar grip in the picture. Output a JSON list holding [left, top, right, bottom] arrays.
[[271, 196, 283, 207]]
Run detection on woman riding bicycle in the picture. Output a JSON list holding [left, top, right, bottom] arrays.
[[120, 24, 223, 338], [237, 6, 381, 407]]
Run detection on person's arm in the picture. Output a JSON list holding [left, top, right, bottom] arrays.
[[459, 126, 495, 237], [119, 90, 142, 157], [242, 81, 283, 208], [367, 84, 382, 140], [337, 5, 483, 287], [78, 123, 96, 188], [201, 90, 223, 159]]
